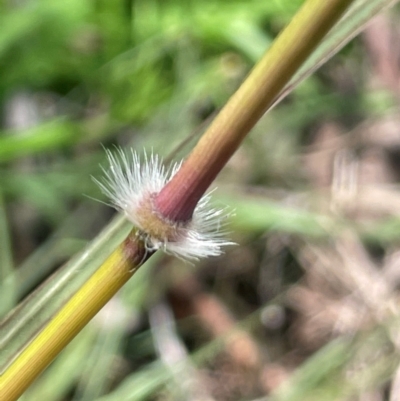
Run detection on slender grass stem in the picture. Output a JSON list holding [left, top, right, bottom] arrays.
[[0, 0, 358, 399], [0, 231, 150, 400], [155, 0, 355, 222]]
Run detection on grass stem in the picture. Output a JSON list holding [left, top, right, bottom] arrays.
[[0, 231, 150, 401], [155, 0, 355, 222]]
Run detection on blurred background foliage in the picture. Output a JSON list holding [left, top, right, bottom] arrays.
[[2, 0, 400, 400]]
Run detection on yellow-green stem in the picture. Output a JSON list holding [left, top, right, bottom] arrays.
[[0, 0, 358, 398], [0, 231, 150, 401], [155, 0, 355, 222]]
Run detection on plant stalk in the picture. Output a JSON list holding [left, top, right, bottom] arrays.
[[0, 0, 358, 399], [0, 232, 150, 401], [155, 0, 355, 222]]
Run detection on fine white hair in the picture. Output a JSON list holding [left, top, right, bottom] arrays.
[[93, 147, 234, 260]]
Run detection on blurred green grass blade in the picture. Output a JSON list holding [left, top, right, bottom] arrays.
[[224, 194, 331, 237], [0, 8, 41, 57], [272, 339, 354, 401], [17, 238, 84, 298], [0, 119, 81, 162], [365, 217, 400, 243], [275, 0, 399, 106], [0, 170, 92, 225], [0, 191, 16, 319], [12, 176, 69, 222], [95, 362, 170, 401], [271, 330, 398, 400], [0, 214, 132, 374], [0, 153, 101, 204], [76, 325, 125, 401], [15, 204, 105, 298], [226, 18, 272, 61], [0, 1, 88, 58], [225, 193, 400, 243], [0, 115, 119, 163]]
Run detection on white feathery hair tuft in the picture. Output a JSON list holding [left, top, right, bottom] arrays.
[[93, 147, 234, 260]]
